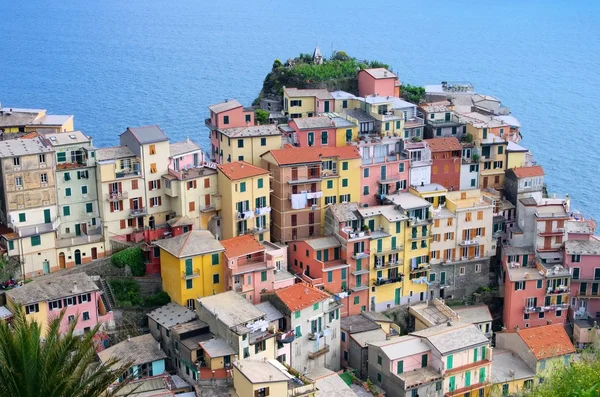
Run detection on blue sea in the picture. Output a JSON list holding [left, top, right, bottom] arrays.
[[1, 0, 599, 222]]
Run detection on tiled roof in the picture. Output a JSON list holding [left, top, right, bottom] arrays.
[[283, 88, 333, 100], [340, 313, 380, 334], [517, 324, 575, 360], [217, 161, 269, 180], [424, 137, 462, 152], [6, 272, 99, 305], [411, 322, 488, 355], [304, 236, 341, 250], [329, 202, 360, 222], [208, 99, 242, 114], [511, 166, 545, 179], [147, 302, 197, 329], [154, 230, 224, 258], [97, 333, 167, 366], [0, 136, 54, 158], [565, 238, 600, 255], [221, 235, 264, 258], [265, 146, 360, 166], [96, 146, 135, 161], [275, 283, 329, 312], [169, 140, 201, 157], [419, 101, 452, 113], [122, 125, 168, 144], [361, 68, 397, 79], [219, 124, 280, 138], [167, 215, 194, 227], [292, 117, 335, 130], [198, 291, 265, 328]]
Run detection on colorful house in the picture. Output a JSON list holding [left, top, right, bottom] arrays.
[[0, 107, 74, 133], [288, 117, 337, 148], [504, 165, 545, 209], [420, 100, 465, 140], [357, 68, 399, 98], [425, 137, 462, 192], [506, 141, 531, 169], [98, 333, 167, 381], [221, 234, 293, 304], [282, 87, 334, 118], [0, 135, 59, 277], [155, 229, 225, 309], [403, 141, 432, 187], [491, 348, 535, 396], [232, 359, 316, 397], [216, 161, 271, 241], [5, 272, 114, 337], [211, 124, 281, 167], [261, 145, 361, 243]]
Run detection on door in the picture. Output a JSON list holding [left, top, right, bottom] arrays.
[[394, 288, 401, 305], [44, 209, 51, 224], [81, 223, 87, 235], [91, 247, 98, 260], [483, 177, 488, 188], [59, 252, 66, 269], [43, 260, 50, 274], [381, 165, 387, 181], [75, 224, 81, 236], [74, 249, 82, 265], [368, 219, 375, 232], [324, 100, 330, 112]]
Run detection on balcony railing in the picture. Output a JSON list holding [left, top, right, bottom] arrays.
[[538, 228, 565, 236], [308, 344, 329, 359], [546, 286, 570, 295], [373, 276, 403, 286], [524, 303, 569, 314], [115, 167, 141, 179], [373, 259, 403, 270], [459, 238, 480, 247], [106, 191, 128, 201], [129, 207, 147, 217], [352, 251, 370, 260], [182, 269, 200, 280], [427, 114, 461, 126]]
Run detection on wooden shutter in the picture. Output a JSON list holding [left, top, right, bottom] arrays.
[[118, 182, 122, 192], [131, 180, 138, 190], [120, 219, 126, 229], [481, 228, 485, 237], [189, 202, 195, 212], [204, 178, 210, 188], [129, 199, 134, 209], [193, 180, 197, 188], [477, 211, 483, 220], [119, 200, 123, 210], [157, 180, 161, 189], [148, 181, 153, 190], [110, 202, 114, 213], [205, 194, 210, 206], [150, 199, 154, 208], [462, 230, 467, 240], [158, 197, 162, 206]]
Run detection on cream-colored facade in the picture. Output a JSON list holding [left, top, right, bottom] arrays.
[[0, 107, 74, 134], [215, 126, 281, 167]]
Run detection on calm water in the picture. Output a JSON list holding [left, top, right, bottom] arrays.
[[1, 0, 599, 221]]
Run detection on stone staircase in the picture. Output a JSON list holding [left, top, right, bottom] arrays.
[[99, 278, 116, 311]]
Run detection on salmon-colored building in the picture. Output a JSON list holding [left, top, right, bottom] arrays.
[[288, 117, 337, 148], [206, 99, 254, 159], [424, 137, 462, 191], [357, 68, 399, 98]]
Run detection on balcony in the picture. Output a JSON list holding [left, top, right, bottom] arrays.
[[351, 269, 370, 276], [352, 251, 370, 260], [237, 210, 254, 220], [56, 228, 103, 248], [115, 167, 141, 179], [14, 217, 61, 238], [199, 204, 216, 213], [373, 258, 403, 270], [308, 344, 329, 359], [427, 114, 461, 127], [351, 284, 369, 292], [182, 269, 200, 280], [288, 173, 322, 184], [538, 228, 565, 237], [362, 154, 402, 166], [373, 276, 403, 286], [524, 303, 569, 314], [546, 286, 570, 295], [459, 238, 480, 247], [129, 207, 147, 217], [106, 191, 128, 201], [577, 291, 600, 299]]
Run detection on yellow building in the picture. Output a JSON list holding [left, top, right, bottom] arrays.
[[332, 116, 359, 147], [216, 161, 271, 241], [384, 192, 433, 305], [356, 205, 408, 311], [155, 230, 225, 308], [233, 360, 316, 397], [363, 96, 406, 135], [213, 125, 282, 167], [506, 141, 530, 169], [283, 87, 334, 118], [0, 107, 74, 133], [491, 349, 536, 397]]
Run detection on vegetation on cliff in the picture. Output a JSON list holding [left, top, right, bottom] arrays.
[[253, 50, 389, 104]]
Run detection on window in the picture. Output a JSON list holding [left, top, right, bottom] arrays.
[[515, 281, 526, 290], [295, 325, 302, 337], [213, 274, 220, 284], [149, 144, 156, 155], [150, 197, 161, 207], [295, 311, 301, 319], [572, 254, 581, 263], [354, 296, 360, 305], [245, 114, 251, 123], [81, 185, 89, 196], [340, 194, 350, 202], [447, 355, 453, 369], [261, 271, 267, 282], [240, 182, 246, 192], [15, 176, 22, 187], [460, 266, 466, 275], [82, 311, 90, 321], [377, 373, 382, 382], [49, 300, 62, 311], [342, 161, 348, 171], [327, 180, 333, 189], [321, 131, 328, 145], [223, 115, 229, 125], [399, 163, 405, 173], [363, 186, 369, 196], [210, 253, 219, 265], [475, 264, 481, 273], [308, 132, 314, 146], [363, 168, 369, 178], [25, 303, 39, 314], [189, 201, 195, 211], [86, 203, 93, 213], [186, 279, 193, 289], [313, 303, 319, 311], [150, 163, 157, 173], [237, 139, 244, 148], [342, 179, 348, 187], [260, 137, 266, 146], [498, 146, 504, 154], [40, 173, 48, 184], [67, 315, 76, 324], [56, 151, 67, 162]]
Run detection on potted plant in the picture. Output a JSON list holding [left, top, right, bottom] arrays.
[[472, 153, 480, 163]]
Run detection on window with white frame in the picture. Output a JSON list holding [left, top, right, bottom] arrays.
[[40, 173, 48, 183], [82, 312, 90, 321], [68, 315, 76, 324], [25, 303, 39, 314], [65, 297, 76, 306], [150, 197, 160, 207], [15, 176, 22, 187], [49, 300, 63, 311], [459, 267, 466, 275], [475, 264, 481, 272]]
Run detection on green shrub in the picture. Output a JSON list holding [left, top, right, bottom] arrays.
[[108, 279, 142, 307], [400, 84, 426, 104], [144, 291, 171, 307], [255, 109, 269, 125], [111, 247, 145, 276]]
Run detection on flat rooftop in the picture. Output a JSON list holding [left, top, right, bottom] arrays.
[[358, 205, 408, 222], [411, 322, 488, 355], [198, 291, 265, 329], [491, 348, 535, 383], [384, 193, 431, 211]]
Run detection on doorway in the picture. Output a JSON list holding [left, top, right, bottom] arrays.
[[59, 252, 66, 269], [324, 101, 330, 112], [44, 209, 51, 224], [74, 249, 82, 265], [43, 260, 50, 274], [91, 247, 98, 260]]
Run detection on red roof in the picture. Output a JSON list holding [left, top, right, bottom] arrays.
[[221, 235, 264, 258], [217, 161, 269, 181], [424, 137, 462, 152], [265, 146, 360, 166], [512, 166, 545, 179], [275, 283, 330, 312], [517, 324, 575, 360]]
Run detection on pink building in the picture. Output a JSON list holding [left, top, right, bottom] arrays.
[[564, 219, 600, 319], [221, 235, 294, 304], [205, 99, 254, 161], [6, 272, 114, 336], [351, 137, 410, 206], [357, 68, 399, 98], [288, 117, 337, 147]]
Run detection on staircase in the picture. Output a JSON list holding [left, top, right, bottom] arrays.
[[99, 278, 116, 311]]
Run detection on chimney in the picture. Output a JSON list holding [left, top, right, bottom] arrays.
[[127, 335, 131, 341], [72, 282, 79, 294]]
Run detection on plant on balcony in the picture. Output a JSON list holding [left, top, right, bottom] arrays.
[[472, 153, 480, 163], [462, 133, 474, 143], [412, 136, 422, 142]]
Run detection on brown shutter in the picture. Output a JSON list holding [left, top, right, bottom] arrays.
[[462, 230, 467, 240], [131, 180, 138, 190], [157, 180, 161, 189], [110, 202, 114, 213], [205, 194, 210, 206], [118, 182, 122, 192], [129, 199, 134, 209], [481, 228, 486, 237], [148, 181, 153, 190], [120, 219, 126, 229], [204, 178, 210, 188], [193, 180, 197, 188], [158, 197, 162, 206], [150, 199, 154, 208], [189, 202, 195, 212], [119, 200, 123, 210]]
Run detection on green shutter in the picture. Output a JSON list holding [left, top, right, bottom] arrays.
[[18, 213, 26, 222], [86, 203, 93, 213], [482, 346, 486, 360], [447, 355, 453, 369], [261, 271, 267, 281], [317, 251, 322, 261], [391, 237, 396, 249], [327, 272, 332, 283], [327, 180, 333, 189], [63, 206, 70, 216], [342, 179, 348, 187], [396, 222, 401, 233], [8, 241, 14, 250], [257, 178, 263, 188], [342, 161, 348, 171], [212, 253, 219, 265], [465, 371, 471, 387], [479, 367, 486, 383], [31, 235, 41, 247], [363, 168, 369, 178], [474, 347, 478, 362], [240, 182, 246, 192]]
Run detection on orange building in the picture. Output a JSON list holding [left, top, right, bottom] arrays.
[[424, 137, 462, 191]]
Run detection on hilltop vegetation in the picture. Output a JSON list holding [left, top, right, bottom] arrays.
[[254, 51, 389, 104]]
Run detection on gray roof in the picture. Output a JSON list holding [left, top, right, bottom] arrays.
[[284, 88, 333, 100], [208, 99, 242, 113], [329, 202, 360, 222], [358, 205, 408, 222], [180, 333, 212, 351], [330, 91, 357, 100], [155, 230, 224, 258], [169, 140, 201, 157], [255, 301, 284, 323], [293, 117, 335, 130], [198, 291, 265, 329], [123, 125, 168, 144], [0, 306, 13, 320], [507, 141, 528, 152], [344, 109, 376, 123], [492, 348, 535, 382], [370, 335, 430, 360], [519, 197, 538, 206], [411, 322, 489, 355], [96, 146, 136, 161], [219, 124, 280, 138], [362, 68, 396, 79], [454, 305, 493, 324], [502, 245, 534, 256], [7, 272, 99, 305], [331, 117, 356, 128], [351, 328, 388, 347], [171, 319, 209, 336], [0, 136, 54, 158], [566, 220, 594, 235], [199, 337, 236, 358], [385, 192, 432, 211], [167, 215, 194, 227], [565, 239, 600, 255], [233, 360, 289, 384], [305, 368, 358, 397], [341, 314, 380, 334], [0, 108, 40, 127], [98, 334, 167, 366], [147, 302, 197, 329], [305, 236, 341, 250], [43, 130, 91, 146], [361, 311, 393, 323]]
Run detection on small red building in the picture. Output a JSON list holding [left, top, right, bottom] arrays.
[[357, 68, 399, 98], [288, 117, 337, 148], [143, 215, 194, 275], [424, 137, 462, 191]]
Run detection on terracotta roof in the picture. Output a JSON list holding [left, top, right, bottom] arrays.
[[424, 137, 462, 152], [217, 161, 269, 181], [511, 165, 545, 179], [275, 283, 330, 312], [265, 146, 360, 166], [517, 324, 575, 360], [21, 131, 39, 139], [221, 235, 264, 258]]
